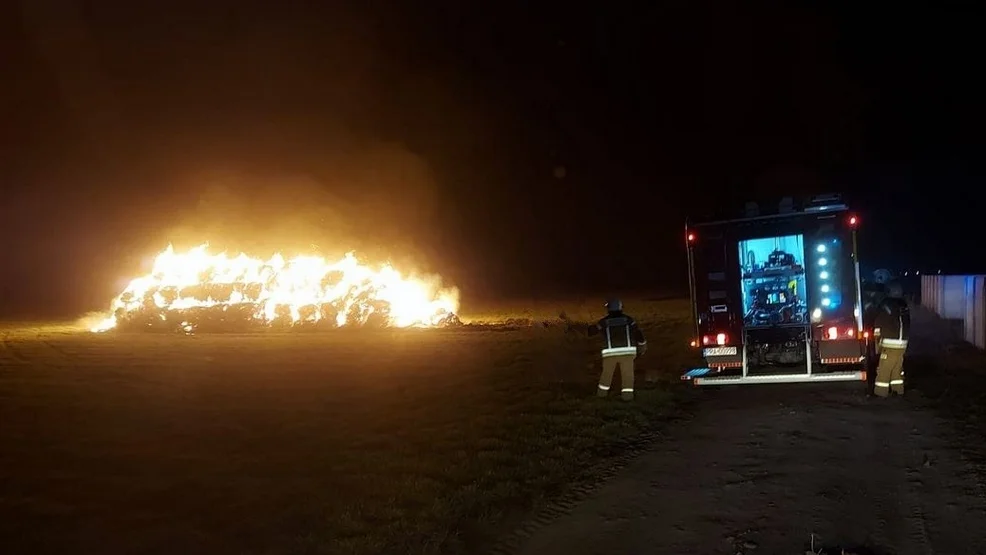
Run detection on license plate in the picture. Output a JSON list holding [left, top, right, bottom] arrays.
[[703, 346, 737, 357]]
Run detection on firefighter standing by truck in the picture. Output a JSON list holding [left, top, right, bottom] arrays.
[[873, 280, 910, 397], [588, 299, 647, 400], [863, 269, 891, 329], [862, 269, 892, 395]]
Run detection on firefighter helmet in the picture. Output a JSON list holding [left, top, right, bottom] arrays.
[[605, 298, 623, 312], [873, 269, 892, 284]]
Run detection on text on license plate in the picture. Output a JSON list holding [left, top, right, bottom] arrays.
[[703, 346, 737, 357]]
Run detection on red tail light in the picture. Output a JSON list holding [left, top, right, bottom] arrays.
[[824, 326, 857, 340], [686, 232, 696, 243], [702, 333, 729, 345]]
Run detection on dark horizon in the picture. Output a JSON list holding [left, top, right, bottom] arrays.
[[2, 1, 984, 319]]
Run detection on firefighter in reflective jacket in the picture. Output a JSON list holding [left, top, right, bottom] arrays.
[[873, 280, 910, 397], [587, 299, 647, 400]]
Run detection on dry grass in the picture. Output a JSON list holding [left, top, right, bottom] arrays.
[[0, 298, 695, 555], [459, 296, 688, 325]]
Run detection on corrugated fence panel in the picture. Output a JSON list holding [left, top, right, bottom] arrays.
[[965, 276, 977, 345], [970, 276, 986, 349], [942, 275, 968, 319], [920, 274, 986, 349], [921, 275, 941, 315]]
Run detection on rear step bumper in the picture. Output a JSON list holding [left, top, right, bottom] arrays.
[[682, 367, 866, 386]]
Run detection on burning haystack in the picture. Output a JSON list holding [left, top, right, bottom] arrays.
[[92, 244, 460, 333]]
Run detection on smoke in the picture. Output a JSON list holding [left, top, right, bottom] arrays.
[[158, 171, 356, 257], [155, 142, 442, 269]]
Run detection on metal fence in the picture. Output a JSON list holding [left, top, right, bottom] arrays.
[[921, 274, 986, 349]]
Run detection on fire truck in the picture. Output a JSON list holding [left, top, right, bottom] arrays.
[[680, 194, 869, 386]]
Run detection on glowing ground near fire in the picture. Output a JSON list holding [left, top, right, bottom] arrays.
[[91, 244, 460, 333], [1, 300, 692, 555]]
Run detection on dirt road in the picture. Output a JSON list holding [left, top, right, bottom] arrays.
[[508, 310, 986, 555]]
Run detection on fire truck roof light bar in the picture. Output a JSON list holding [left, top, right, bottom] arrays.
[[690, 195, 851, 226]]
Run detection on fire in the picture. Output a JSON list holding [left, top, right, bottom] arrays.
[[92, 244, 459, 332]]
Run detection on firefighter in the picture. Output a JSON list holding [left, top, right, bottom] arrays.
[[873, 280, 910, 397], [863, 269, 892, 324], [862, 269, 891, 395], [587, 299, 647, 400]]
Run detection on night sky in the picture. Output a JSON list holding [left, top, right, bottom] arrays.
[[2, 0, 984, 318]]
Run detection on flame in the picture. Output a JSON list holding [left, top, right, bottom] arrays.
[[92, 244, 459, 332]]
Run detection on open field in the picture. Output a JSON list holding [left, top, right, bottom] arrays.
[[458, 295, 686, 325], [0, 299, 694, 555], [10, 299, 985, 555]]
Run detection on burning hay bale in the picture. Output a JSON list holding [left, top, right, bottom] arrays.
[[91, 244, 460, 333]]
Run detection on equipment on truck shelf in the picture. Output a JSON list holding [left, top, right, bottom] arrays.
[[681, 194, 869, 386]]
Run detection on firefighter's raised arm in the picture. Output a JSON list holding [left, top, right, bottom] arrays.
[[586, 317, 606, 337]]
